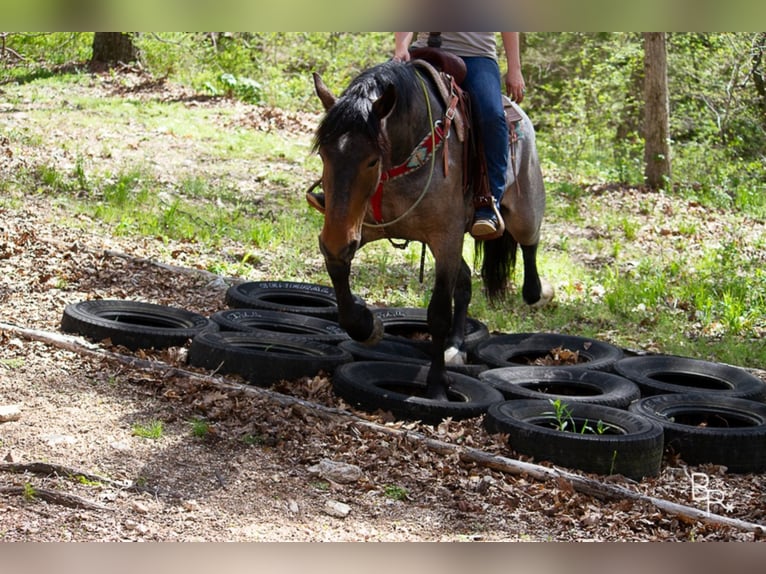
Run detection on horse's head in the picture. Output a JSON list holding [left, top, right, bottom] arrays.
[[311, 71, 397, 344], [312, 72, 396, 265]]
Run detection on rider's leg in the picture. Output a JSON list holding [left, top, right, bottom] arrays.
[[461, 56, 508, 238]]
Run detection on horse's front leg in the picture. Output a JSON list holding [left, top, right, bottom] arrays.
[[444, 258, 472, 365], [323, 256, 383, 344], [425, 254, 461, 400]]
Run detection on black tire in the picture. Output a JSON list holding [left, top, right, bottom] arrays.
[[188, 330, 353, 387], [61, 299, 213, 350], [373, 307, 490, 352], [339, 338, 488, 378], [479, 367, 641, 408], [629, 393, 766, 473], [473, 332, 624, 371], [210, 308, 350, 344], [614, 355, 766, 401], [225, 281, 360, 320], [486, 400, 664, 480], [332, 361, 504, 424]]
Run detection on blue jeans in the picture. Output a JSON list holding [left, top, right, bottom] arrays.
[[460, 57, 508, 219]]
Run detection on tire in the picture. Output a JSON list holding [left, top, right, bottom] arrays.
[[61, 299, 213, 350], [479, 367, 641, 408], [188, 331, 353, 387], [486, 399, 664, 480], [473, 332, 624, 371], [210, 308, 350, 344], [225, 281, 360, 320], [339, 338, 488, 378], [332, 361, 504, 424], [629, 393, 766, 473], [373, 307, 490, 352], [614, 355, 766, 401]]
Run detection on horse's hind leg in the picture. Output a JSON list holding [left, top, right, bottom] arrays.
[[503, 144, 554, 307], [520, 243, 554, 307], [444, 258, 471, 365], [425, 245, 466, 399]]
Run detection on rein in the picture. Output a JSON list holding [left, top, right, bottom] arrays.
[[363, 71, 446, 229]]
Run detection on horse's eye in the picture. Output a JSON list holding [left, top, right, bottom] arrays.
[[367, 158, 379, 168]]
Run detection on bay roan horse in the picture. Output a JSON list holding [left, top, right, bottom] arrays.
[[311, 60, 553, 399]]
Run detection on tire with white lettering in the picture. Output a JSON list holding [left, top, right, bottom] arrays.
[[473, 332, 624, 371], [61, 299, 212, 350], [629, 393, 766, 473], [373, 307, 490, 352], [338, 339, 488, 377], [188, 330, 353, 387], [479, 367, 640, 408], [210, 308, 349, 344], [614, 355, 766, 401], [225, 281, 360, 320], [332, 361, 504, 424], [485, 399, 664, 480]]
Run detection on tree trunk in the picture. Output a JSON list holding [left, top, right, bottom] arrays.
[[642, 32, 671, 189], [90, 33, 137, 68], [752, 33, 766, 128]]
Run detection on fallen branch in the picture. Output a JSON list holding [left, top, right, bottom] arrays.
[[2, 320, 765, 536], [0, 486, 111, 511], [0, 453, 187, 501], [0, 461, 130, 488]]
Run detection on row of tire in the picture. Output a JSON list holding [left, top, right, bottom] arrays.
[[60, 280, 766, 480]]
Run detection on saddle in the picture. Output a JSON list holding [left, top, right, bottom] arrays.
[[410, 50, 523, 211], [410, 57, 467, 143]]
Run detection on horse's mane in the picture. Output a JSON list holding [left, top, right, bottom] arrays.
[[312, 61, 419, 155]]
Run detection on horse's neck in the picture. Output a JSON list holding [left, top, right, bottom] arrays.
[[386, 93, 440, 165]]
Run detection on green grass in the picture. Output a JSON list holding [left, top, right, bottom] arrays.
[[131, 421, 164, 440], [190, 418, 212, 438], [2, 71, 764, 373], [383, 485, 409, 501], [0, 358, 25, 369]]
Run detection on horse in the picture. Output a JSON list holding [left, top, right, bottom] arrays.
[[311, 59, 553, 399]]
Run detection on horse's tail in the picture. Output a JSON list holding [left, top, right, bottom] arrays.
[[475, 233, 517, 303]]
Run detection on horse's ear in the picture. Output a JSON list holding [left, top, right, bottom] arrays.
[[313, 72, 336, 111], [372, 83, 396, 121]]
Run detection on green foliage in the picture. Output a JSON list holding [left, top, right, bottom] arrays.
[[22, 482, 37, 501], [0, 33, 93, 82], [190, 418, 212, 439], [132, 420, 164, 440], [546, 399, 612, 435], [383, 484, 409, 501], [525, 32, 766, 204], [132, 32, 391, 109]]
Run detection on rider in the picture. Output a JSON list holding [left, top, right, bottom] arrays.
[[307, 32, 526, 240], [395, 32, 526, 239]]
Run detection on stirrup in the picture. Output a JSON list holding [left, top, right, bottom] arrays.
[[306, 191, 325, 214], [470, 201, 504, 241], [305, 179, 326, 214]]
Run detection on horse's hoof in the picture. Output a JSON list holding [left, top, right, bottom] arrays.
[[444, 346, 466, 365], [362, 314, 384, 346], [529, 280, 555, 308], [426, 385, 449, 401]]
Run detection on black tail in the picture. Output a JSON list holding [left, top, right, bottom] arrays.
[[475, 233, 518, 303]]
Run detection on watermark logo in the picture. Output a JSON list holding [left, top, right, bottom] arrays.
[[689, 471, 730, 514]]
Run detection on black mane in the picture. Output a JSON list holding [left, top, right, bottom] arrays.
[[312, 61, 420, 154]]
